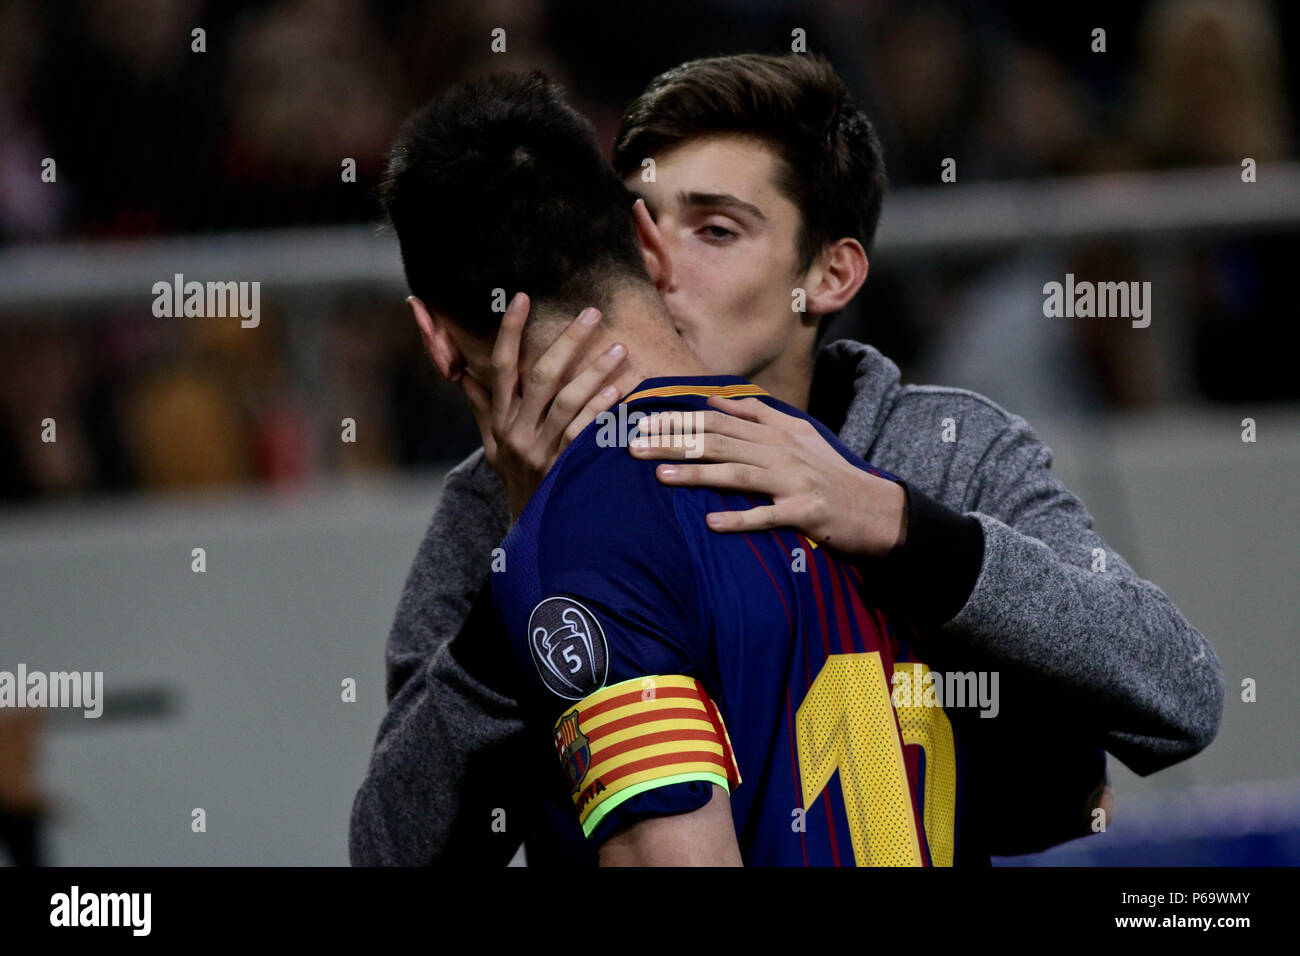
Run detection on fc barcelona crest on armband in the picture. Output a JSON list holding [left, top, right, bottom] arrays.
[[554, 710, 592, 793]]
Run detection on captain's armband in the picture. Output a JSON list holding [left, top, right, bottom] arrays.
[[552, 675, 741, 838]]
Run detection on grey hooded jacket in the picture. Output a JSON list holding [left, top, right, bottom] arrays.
[[349, 338, 1225, 865]]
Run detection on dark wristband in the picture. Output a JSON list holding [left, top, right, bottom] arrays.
[[878, 479, 985, 630], [446, 570, 525, 700]]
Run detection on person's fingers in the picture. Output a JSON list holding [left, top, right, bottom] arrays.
[[517, 306, 602, 426], [706, 394, 790, 429], [649, 460, 774, 494], [459, 373, 497, 460], [559, 383, 621, 453], [541, 340, 627, 448], [630, 431, 772, 467], [490, 292, 530, 431], [634, 408, 768, 446], [703, 503, 785, 534]]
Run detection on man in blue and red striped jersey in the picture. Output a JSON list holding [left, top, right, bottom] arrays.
[[493, 375, 964, 865], [381, 71, 972, 864]]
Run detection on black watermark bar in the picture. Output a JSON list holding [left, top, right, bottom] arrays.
[[0, 866, 1281, 943]]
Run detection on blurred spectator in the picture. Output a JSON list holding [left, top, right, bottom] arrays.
[[220, 0, 400, 228], [1131, 0, 1299, 402], [122, 361, 252, 489], [0, 0, 1296, 502], [0, 0, 62, 243], [0, 319, 108, 497], [919, 116, 1162, 416], [869, 2, 985, 185], [39, 0, 226, 236], [0, 712, 46, 866], [972, 45, 1094, 179], [1133, 0, 1293, 167]]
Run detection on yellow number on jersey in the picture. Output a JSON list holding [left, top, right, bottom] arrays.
[[894, 661, 958, 866], [795, 652, 957, 866]]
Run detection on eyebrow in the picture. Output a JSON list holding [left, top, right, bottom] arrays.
[[678, 191, 768, 222]]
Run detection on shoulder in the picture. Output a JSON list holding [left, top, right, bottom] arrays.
[[821, 339, 1029, 462], [888, 382, 1022, 433], [885, 384, 1065, 516], [889, 382, 1050, 464], [533, 436, 697, 569]]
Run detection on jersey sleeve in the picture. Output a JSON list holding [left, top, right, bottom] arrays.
[[511, 454, 742, 844], [553, 675, 741, 840]]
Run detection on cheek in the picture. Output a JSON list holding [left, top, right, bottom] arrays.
[[759, 249, 806, 317], [676, 243, 796, 345], [731, 256, 790, 322], [676, 259, 734, 320]]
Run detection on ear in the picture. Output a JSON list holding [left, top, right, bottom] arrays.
[[408, 295, 465, 382], [632, 198, 673, 292], [803, 238, 868, 317]]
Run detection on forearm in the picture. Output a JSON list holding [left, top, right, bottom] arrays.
[[384, 449, 510, 699], [872, 479, 985, 631], [350, 637, 526, 866], [942, 514, 1224, 774], [597, 784, 743, 867], [863, 474, 1221, 777], [352, 450, 518, 864]]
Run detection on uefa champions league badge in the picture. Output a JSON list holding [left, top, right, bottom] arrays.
[[527, 595, 609, 699]]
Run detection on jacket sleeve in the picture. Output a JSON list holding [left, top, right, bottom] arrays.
[[381, 449, 511, 701], [348, 449, 525, 866], [941, 413, 1225, 776]]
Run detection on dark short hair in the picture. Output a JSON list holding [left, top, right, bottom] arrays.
[[613, 53, 888, 271], [381, 72, 650, 338]]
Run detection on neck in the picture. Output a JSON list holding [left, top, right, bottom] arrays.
[[526, 290, 713, 397], [748, 348, 814, 411]]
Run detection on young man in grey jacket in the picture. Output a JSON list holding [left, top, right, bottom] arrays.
[[350, 54, 1224, 866]]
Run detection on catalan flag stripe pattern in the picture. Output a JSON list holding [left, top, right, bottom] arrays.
[[556, 675, 742, 837]]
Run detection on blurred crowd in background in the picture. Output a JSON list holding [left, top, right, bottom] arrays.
[[0, 0, 1296, 501]]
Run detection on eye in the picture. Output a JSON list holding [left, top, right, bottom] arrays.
[[699, 224, 737, 240]]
